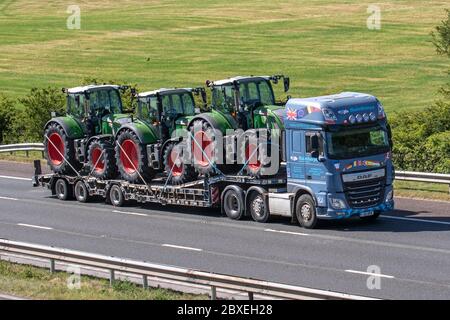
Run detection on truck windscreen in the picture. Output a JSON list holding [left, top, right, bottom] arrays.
[[326, 125, 390, 160]]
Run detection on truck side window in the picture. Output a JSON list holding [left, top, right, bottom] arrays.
[[305, 132, 323, 156], [292, 131, 302, 153]]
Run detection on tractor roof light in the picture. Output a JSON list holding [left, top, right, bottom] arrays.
[[356, 114, 363, 123], [322, 108, 337, 124], [348, 115, 356, 124], [369, 112, 376, 121], [377, 103, 386, 119], [363, 113, 369, 122]]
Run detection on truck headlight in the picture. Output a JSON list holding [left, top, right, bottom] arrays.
[[385, 190, 393, 202], [330, 198, 347, 209]]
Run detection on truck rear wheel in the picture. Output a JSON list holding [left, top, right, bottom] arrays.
[[163, 141, 198, 185], [115, 129, 154, 184], [248, 190, 270, 223], [109, 184, 125, 207], [223, 188, 245, 220], [190, 120, 218, 176], [295, 194, 318, 229], [55, 178, 72, 201], [44, 123, 80, 175], [74, 180, 89, 203], [88, 139, 117, 180]]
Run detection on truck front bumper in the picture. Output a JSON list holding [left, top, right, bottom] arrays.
[[316, 186, 395, 220]]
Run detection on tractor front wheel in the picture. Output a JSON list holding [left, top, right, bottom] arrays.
[[44, 123, 80, 175], [115, 129, 154, 183], [163, 141, 198, 185], [88, 139, 117, 180]]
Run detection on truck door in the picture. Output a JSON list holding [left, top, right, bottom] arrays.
[[304, 131, 327, 193], [287, 129, 306, 184]]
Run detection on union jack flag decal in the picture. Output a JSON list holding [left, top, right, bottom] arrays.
[[287, 108, 297, 120]]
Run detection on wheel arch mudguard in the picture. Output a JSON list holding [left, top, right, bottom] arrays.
[[85, 134, 114, 156], [45, 117, 84, 139], [115, 123, 157, 145], [187, 113, 233, 134], [290, 185, 318, 223], [159, 136, 183, 164], [221, 185, 246, 216]]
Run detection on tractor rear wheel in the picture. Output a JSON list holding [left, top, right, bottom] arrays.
[[115, 129, 154, 183], [163, 141, 198, 185], [44, 123, 80, 175], [189, 120, 218, 176], [88, 139, 117, 180]]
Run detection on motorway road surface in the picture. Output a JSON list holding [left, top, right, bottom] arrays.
[[0, 161, 449, 299]]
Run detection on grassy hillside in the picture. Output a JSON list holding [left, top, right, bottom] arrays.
[[0, 0, 448, 113]]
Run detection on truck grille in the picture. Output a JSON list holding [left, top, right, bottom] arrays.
[[343, 176, 385, 209]]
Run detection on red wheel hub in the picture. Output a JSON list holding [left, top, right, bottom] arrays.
[[47, 133, 64, 166], [192, 131, 214, 167], [168, 148, 183, 177], [245, 143, 261, 171], [91, 147, 105, 172], [120, 139, 139, 174]]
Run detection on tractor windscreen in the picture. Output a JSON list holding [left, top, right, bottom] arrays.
[[161, 92, 196, 116], [239, 80, 275, 107], [88, 89, 123, 115], [211, 80, 275, 112]]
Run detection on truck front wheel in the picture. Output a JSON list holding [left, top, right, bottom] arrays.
[[295, 194, 318, 229]]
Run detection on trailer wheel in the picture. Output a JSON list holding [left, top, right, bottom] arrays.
[[223, 189, 245, 220], [109, 185, 125, 207], [295, 194, 318, 229], [55, 178, 71, 201], [74, 180, 89, 203], [248, 191, 270, 223]]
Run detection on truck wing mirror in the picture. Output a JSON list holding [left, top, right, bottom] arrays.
[[283, 77, 290, 92]]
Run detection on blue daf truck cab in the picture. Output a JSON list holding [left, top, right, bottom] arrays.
[[267, 92, 394, 228]]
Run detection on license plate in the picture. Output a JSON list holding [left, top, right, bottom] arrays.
[[360, 211, 374, 217]]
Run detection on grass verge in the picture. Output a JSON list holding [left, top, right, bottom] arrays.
[[0, 260, 206, 300], [0, 151, 44, 163], [394, 180, 450, 202]]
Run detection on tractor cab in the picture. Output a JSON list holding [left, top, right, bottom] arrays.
[[136, 87, 206, 141], [65, 85, 128, 137], [207, 75, 289, 130]]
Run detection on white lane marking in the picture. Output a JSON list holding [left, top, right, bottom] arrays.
[[162, 244, 203, 252], [345, 269, 395, 279], [0, 175, 31, 181], [112, 210, 148, 217], [17, 223, 53, 230], [381, 215, 450, 226], [0, 196, 18, 201], [264, 228, 310, 236]]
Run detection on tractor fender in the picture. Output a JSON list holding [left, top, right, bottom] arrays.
[[86, 134, 113, 149], [45, 117, 84, 139], [187, 113, 233, 134], [160, 137, 183, 161], [115, 122, 157, 145]]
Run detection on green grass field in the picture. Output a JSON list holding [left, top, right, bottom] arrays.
[[0, 0, 448, 114]]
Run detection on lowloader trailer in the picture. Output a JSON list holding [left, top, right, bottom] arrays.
[[33, 92, 395, 229]]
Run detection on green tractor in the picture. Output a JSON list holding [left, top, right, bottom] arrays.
[[114, 87, 207, 184], [188, 75, 290, 177], [44, 85, 130, 179]]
